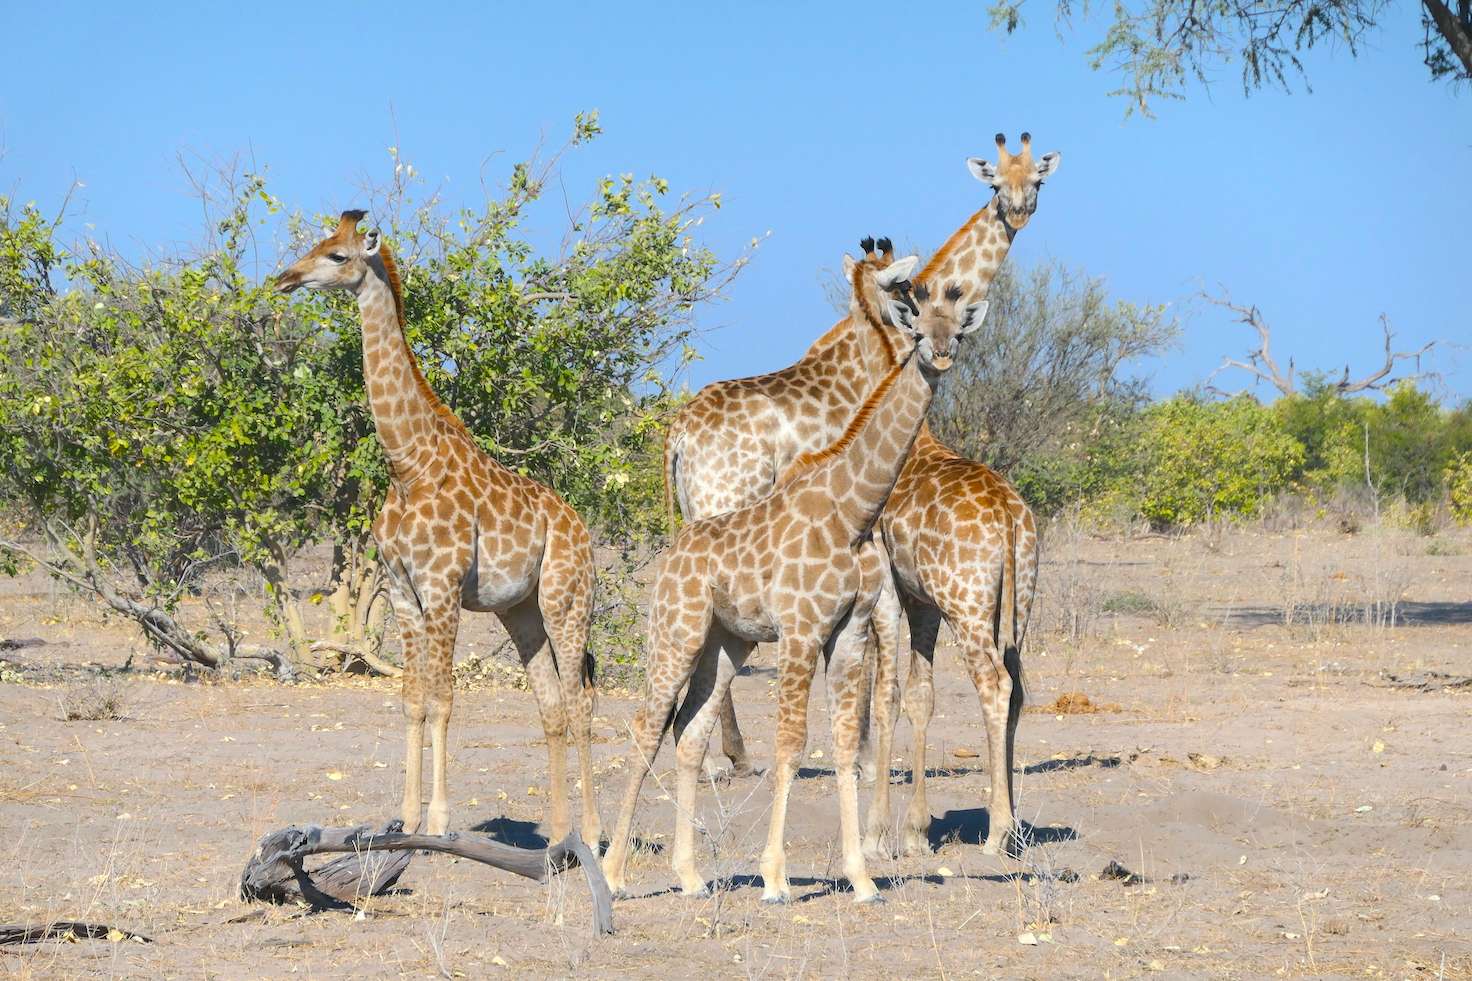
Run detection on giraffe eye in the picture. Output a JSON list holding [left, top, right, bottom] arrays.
[[328, 253, 347, 263]]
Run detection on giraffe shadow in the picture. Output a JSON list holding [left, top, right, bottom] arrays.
[[737, 664, 777, 679], [467, 816, 548, 849], [927, 810, 1079, 850]]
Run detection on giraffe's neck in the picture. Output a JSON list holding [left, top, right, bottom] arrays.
[[916, 197, 1014, 305], [804, 354, 935, 542], [355, 256, 461, 485]]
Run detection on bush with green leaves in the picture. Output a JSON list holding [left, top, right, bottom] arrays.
[[929, 257, 1178, 515], [0, 117, 739, 675], [1134, 393, 1305, 526]]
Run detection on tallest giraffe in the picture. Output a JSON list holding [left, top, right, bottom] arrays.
[[663, 135, 1060, 788]]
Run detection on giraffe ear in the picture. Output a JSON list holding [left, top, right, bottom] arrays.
[[967, 157, 998, 183], [842, 254, 857, 277], [959, 300, 989, 335], [1035, 151, 1061, 179], [887, 299, 917, 335], [363, 228, 382, 256], [874, 255, 919, 291]]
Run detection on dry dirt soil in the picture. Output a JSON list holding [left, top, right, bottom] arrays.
[[1, 522, 1469, 980]]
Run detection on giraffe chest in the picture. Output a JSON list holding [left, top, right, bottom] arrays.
[[710, 560, 781, 643]]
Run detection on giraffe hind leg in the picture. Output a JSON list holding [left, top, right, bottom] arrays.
[[500, 597, 572, 843], [602, 626, 710, 897], [671, 625, 751, 896], [541, 599, 602, 848], [900, 600, 941, 857]]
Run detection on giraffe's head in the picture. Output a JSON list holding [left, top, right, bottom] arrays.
[[968, 133, 1060, 232], [275, 210, 383, 295], [887, 284, 987, 375], [841, 237, 920, 329]]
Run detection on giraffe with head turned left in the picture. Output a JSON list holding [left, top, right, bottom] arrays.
[[276, 211, 601, 845], [604, 280, 987, 903]]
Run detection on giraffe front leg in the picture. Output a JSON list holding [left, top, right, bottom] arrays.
[[760, 634, 819, 904], [827, 611, 881, 903], [418, 591, 463, 837], [387, 571, 429, 834], [863, 580, 903, 862]]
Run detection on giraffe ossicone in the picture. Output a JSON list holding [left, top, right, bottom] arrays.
[[276, 211, 602, 845]]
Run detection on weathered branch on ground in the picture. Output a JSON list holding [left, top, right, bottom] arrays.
[[1203, 289, 1449, 398], [0, 921, 153, 945], [310, 641, 402, 677], [239, 821, 613, 936]]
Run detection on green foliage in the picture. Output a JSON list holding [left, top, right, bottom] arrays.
[[0, 119, 738, 670], [1450, 453, 1472, 525], [930, 258, 1178, 514], [1277, 380, 1472, 504], [1134, 393, 1304, 525], [983, 0, 1466, 119]]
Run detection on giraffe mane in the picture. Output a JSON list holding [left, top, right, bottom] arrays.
[[916, 198, 999, 287], [375, 240, 472, 436], [775, 355, 909, 486], [850, 255, 898, 367]]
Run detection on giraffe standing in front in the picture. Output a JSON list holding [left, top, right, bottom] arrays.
[[666, 135, 1057, 855], [665, 239, 918, 774], [605, 286, 987, 903], [276, 211, 601, 844]]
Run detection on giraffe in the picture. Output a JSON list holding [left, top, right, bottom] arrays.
[[856, 133, 1058, 858], [604, 284, 987, 903], [667, 135, 1060, 781], [275, 211, 601, 844], [664, 238, 918, 775], [861, 432, 1038, 858]]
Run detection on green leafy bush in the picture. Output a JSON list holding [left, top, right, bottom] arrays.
[[0, 118, 739, 674], [1135, 394, 1304, 526]]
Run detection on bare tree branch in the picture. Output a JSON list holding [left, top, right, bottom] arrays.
[[1203, 288, 1452, 397], [1201, 288, 1296, 396]]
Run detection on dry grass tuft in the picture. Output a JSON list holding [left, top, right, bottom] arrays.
[[57, 674, 131, 721]]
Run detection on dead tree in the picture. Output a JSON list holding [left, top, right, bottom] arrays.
[[239, 820, 613, 936], [1202, 289, 1447, 398]]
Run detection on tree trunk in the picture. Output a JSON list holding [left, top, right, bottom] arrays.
[[254, 533, 317, 667], [317, 529, 401, 677], [1423, 0, 1472, 78]]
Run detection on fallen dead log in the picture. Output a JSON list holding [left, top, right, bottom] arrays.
[[0, 921, 152, 945], [1372, 671, 1472, 692], [240, 820, 612, 936]]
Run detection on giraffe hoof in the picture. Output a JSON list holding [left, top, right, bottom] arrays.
[[854, 890, 886, 905], [759, 893, 790, 905], [610, 888, 629, 901], [682, 885, 712, 899], [728, 761, 756, 779], [901, 839, 931, 858]]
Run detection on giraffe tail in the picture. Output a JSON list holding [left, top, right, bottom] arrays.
[[1001, 501, 1027, 706]]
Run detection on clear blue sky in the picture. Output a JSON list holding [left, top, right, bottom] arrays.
[[4, 1, 1468, 398]]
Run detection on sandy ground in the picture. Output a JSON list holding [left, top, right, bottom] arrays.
[[1, 521, 1469, 980]]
